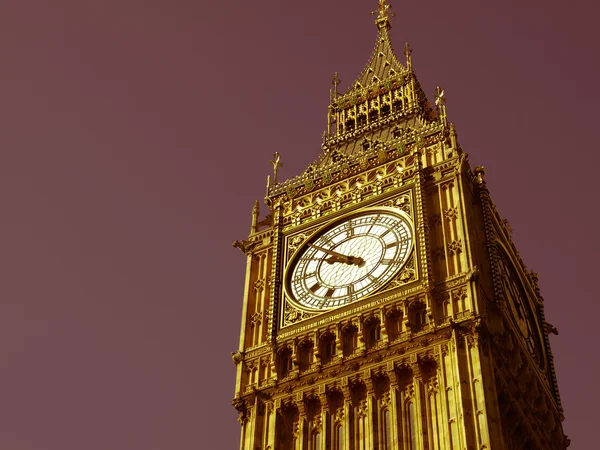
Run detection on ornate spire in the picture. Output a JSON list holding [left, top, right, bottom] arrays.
[[348, 0, 404, 93], [317, 0, 438, 168]]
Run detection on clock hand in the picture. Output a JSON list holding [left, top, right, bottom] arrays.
[[307, 243, 365, 267]]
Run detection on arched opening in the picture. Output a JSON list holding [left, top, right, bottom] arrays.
[[364, 317, 381, 350], [342, 324, 358, 357], [357, 114, 367, 128], [369, 109, 378, 122], [298, 340, 314, 372], [319, 332, 336, 365], [409, 302, 427, 333], [277, 347, 293, 379], [381, 104, 390, 117], [386, 309, 403, 342]]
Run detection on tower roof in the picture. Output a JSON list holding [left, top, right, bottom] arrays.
[[346, 0, 406, 94], [267, 0, 444, 198]]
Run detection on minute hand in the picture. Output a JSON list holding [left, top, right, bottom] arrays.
[[307, 243, 365, 267]]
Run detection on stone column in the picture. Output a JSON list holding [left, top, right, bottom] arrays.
[[297, 398, 306, 450], [342, 383, 352, 450], [364, 378, 375, 450], [388, 369, 400, 449], [319, 392, 329, 450]]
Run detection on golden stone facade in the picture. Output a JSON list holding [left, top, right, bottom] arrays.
[[232, 2, 568, 449]]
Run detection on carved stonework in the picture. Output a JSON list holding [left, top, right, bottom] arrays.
[[394, 195, 411, 214], [283, 301, 317, 327], [389, 255, 416, 288], [311, 415, 322, 431], [288, 234, 308, 253], [430, 213, 442, 228], [251, 311, 263, 326], [231, 351, 243, 365], [355, 399, 368, 418], [447, 240, 463, 255], [253, 278, 265, 292], [444, 207, 458, 221], [428, 376, 439, 395], [232, 397, 249, 425], [380, 391, 391, 407], [434, 247, 446, 260], [404, 383, 415, 400], [333, 406, 344, 423]]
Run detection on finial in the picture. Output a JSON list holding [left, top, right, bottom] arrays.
[[435, 86, 445, 106], [474, 166, 486, 185], [404, 42, 413, 70], [372, 0, 394, 22], [331, 72, 341, 99], [251, 200, 260, 233], [435, 86, 447, 126], [269, 152, 283, 184]]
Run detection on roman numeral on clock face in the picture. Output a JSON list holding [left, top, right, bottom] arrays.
[[343, 222, 355, 237], [317, 234, 334, 247], [347, 285, 355, 299]]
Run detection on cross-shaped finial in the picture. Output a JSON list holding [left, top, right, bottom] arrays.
[[435, 86, 445, 106], [332, 72, 341, 93], [269, 152, 283, 183], [373, 0, 392, 19]]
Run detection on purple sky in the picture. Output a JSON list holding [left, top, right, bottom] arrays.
[[1, 1, 598, 449]]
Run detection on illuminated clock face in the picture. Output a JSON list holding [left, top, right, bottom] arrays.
[[497, 249, 544, 368], [285, 209, 413, 310]]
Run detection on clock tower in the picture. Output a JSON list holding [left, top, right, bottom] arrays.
[[232, 2, 568, 449]]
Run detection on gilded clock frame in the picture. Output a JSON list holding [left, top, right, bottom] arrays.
[[279, 190, 420, 329]]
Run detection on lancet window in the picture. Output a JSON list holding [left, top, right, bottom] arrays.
[[364, 317, 381, 350], [277, 346, 293, 379], [409, 301, 427, 333], [319, 332, 337, 365], [334, 424, 344, 450], [298, 340, 314, 372], [386, 309, 403, 342], [342, 324, 358, 357]]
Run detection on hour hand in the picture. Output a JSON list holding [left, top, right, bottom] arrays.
[[308, 243, 365, 267]]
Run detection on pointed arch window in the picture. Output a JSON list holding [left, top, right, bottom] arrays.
[[407, 402, 417, 450], [298, 340, 314, 372], [335, 424, 344, 450], [383, 408, 392, 450], [387, 310, 403, 342], [381, 103, 390, 117], [409, 302, 427, 333], [312, 431, 321, 450], [342, 325, 358, 357], [320, 332, 336, 365], [365, 317, 381, 350], [277, 347, 293, 379]]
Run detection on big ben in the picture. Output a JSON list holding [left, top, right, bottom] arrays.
[[231, 1, 568, 449]]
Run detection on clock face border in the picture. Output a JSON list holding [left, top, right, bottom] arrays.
[[282, 206, 415, 313], [495, 243, 547, 371]]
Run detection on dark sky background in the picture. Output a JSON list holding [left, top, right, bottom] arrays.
[[1, 1, 598, 449]]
